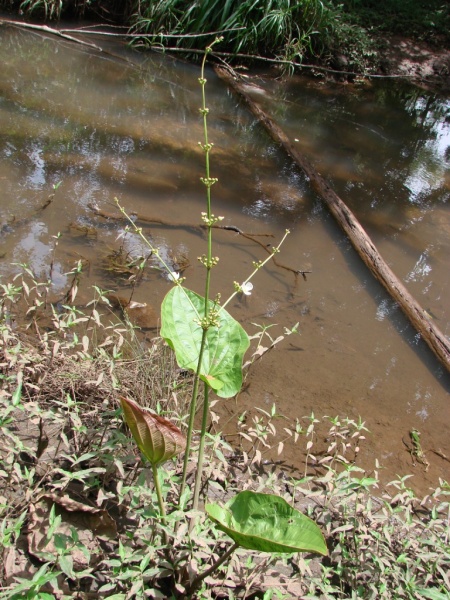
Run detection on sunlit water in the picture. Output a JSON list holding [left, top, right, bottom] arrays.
[[0, 25, 449, 494]]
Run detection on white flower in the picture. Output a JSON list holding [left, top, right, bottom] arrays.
[[168, 270, 180, 283], [241, 281, 253, 296]]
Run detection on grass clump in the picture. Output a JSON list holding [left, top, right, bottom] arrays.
[[127, 0, 384, 74], [130, 0, 338, 64]]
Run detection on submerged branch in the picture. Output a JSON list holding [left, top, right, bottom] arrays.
[[88, 204, 308, 279], [132, 45, 417, 80], [0, 18, 104, 52]]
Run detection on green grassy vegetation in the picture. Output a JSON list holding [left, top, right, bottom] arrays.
[[1, 270, 449, 598], [2, 0, 448, 74], [129, 0, 338, 64]]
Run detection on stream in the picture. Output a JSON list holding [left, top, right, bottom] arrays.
[[0, 24, 449, 494]]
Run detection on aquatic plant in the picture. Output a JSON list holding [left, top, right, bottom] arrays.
[[116, 38, 327, 593]]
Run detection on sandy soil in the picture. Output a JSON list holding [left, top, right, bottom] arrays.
[[377, 36, 450, 92]]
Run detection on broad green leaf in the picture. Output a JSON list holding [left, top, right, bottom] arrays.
[[206, 491, 328, 555], [120, 397, 186, 465], [160, 287, 249, 398]]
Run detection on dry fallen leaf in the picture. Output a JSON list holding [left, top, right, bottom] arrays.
[[3, 537, 34, 586], [28, 493, 117, 571]]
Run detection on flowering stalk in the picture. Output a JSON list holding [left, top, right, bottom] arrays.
[[180, 37, 223, 507], [222, 228, 291, 310]]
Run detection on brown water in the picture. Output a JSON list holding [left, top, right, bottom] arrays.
[[1, 26, 449, 494]]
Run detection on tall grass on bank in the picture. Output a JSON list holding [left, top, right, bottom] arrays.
[[1, 0, 379, 71], [2, 0, 448, 71], [130, 0, 337, 64]]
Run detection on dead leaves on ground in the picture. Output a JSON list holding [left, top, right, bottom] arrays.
[[4, 492, 117, 589]]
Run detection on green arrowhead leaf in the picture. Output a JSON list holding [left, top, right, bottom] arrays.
[[160, 286, 249, 398], [206, 491, 328, 555]]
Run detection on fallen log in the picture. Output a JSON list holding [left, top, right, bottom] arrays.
[[215, 65, 450, 373]]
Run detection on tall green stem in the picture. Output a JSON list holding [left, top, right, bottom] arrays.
[[151, 462, 168, 544], [201, 55, 213, 315], [178, 329, 208, 501], [178, 39, 222, 506], [186, 542, 239, 596], [191, 382, 210, 519]]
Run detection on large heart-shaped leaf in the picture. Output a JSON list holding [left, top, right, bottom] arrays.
[[206, 491, 328, 555], [160, 287, 249, 398], [120, 397, 186, 465]]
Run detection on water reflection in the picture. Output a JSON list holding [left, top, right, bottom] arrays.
[[405, 251, 433, 282]]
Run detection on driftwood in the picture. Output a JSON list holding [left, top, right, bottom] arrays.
[[214, 66, 450, 373], [0, 18, 104, 52], [1, 193, 56, 235]]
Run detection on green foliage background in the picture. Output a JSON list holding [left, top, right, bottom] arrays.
[[1, 0, 448, 69]]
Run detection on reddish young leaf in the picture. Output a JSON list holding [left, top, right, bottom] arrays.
[[120, 397, 186, 465]]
